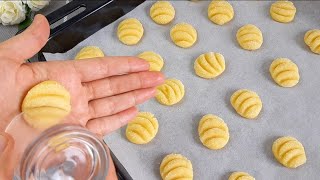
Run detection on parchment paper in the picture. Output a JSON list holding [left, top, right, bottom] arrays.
[[44, 1, 320, 179]]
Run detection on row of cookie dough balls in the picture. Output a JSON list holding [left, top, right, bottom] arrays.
[[114, 0, 320, 54], [74, 45, 301, 88], [126, 112, 307, 180]]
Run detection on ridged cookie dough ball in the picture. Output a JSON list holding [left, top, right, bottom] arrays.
[[126, 112, 159, 144], [272, 136, 307, 168], [236, 24, 263, 51], [170, 23, 197, 48], [150, 1, 175, 25], [230, 89, 262, 119], [198, 114, 229, 150], [22, 81, 71, 130], [194, 52, 226, 79], [156, 78, 185, 106], [117, 18, 144, 45], [304, 29, 320, 55], [160, 154, 193, 180], [270, 58, 300, 87], [208, 0, 234, 25], [138, 51, 164, 71], [270, 1, 296, 23]]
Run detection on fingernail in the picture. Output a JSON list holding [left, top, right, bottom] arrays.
[[0, 134, 8, 153]]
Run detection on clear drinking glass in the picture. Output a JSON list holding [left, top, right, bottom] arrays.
[[5, 113, 108, 180]]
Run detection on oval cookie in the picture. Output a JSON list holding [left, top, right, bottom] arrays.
[[304, 29, 320, 55], [208, 0, 234, 25], [236, 24, 263, 51], [150, 1, 175, 25], [170, 23, 197, 48], [272, 136, 307, 168], [270, 1, 296, 23], [230, 89, 262, 119], [198, 114, 229, 150], [229, 172, 255, 180], [117, 18, 144, 45], [156, 78, 185, 106], [270, 58, 300, 87], [194, 52, 226, 79], [22, 81, 71, 130], [138, 51, 164, 71], [75, 46, 104, 60], [126, 112, 159, 144], [160, 154, 193, 180]]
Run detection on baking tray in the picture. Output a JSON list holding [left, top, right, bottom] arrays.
[[43, 1, 320, 180]]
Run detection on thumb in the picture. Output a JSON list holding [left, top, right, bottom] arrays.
[[0, 132, 15, 179], [0, 14, 50, 64]]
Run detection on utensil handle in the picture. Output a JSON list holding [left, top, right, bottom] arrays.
[[46, 0, 115, 39]]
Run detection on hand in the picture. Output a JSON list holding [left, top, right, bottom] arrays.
[[0, 14, 164, 135], [0, 132, 14, 179]]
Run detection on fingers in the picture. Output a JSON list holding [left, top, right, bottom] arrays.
[[0, 14, 50, 64], [72, 57, 150, 82], [0, 132, 15, 179], [84, 71, 164, 101], [89, 88, 155, 119], [87, 107, 138, 135]]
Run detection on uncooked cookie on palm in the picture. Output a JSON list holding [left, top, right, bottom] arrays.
[[22, 80, 71, 130]]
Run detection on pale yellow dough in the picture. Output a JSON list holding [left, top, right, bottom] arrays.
[[270, 1, 296, 23], [156, 78, 185, 106], [75, 46, 104, 60], [126, 112, 159, 144], [229, 172, 255, 180], [272, 136, 307, 168], [150, 1, 175, 25], [170, 23, 197, 48], [194, 52, 226, 79], [270, 58, 300, 87], [117, 18, 144, 45], [304, 29, 320, 55], [230, 89, 262, 119], [236, 24, 263, 50], [198, 114, 229, 150], [22, 81, 71, 130], [208, 0, 234, 25], [160, 154, 193, 180], [138, 51, 164, 71]]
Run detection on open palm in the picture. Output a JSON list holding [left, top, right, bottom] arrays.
[[0, 15, 164, 135]]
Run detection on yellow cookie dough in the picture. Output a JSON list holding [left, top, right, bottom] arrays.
[[117, 18, 144, 45], [304, 29, 320, 55], [156, 78, 185, 106], [126, 112, 159, 144], [229, 172, 255, 180], [270, 58, 300, 88], [208, 0, 234, 25], [236, 24, 263, 51], [150, 1, 175, 25], [198, 114, 229, 150], [272, 136, 307, 168], [138, 51, 164, 71], [270, 1, 296, 23], [170, 23, 197, 48], [75, 46, 104, 60], [230, 89, 262, 119], [160, 154, 193, 180], [22, 81, 71, 130], [194, 52, 226, 79]]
